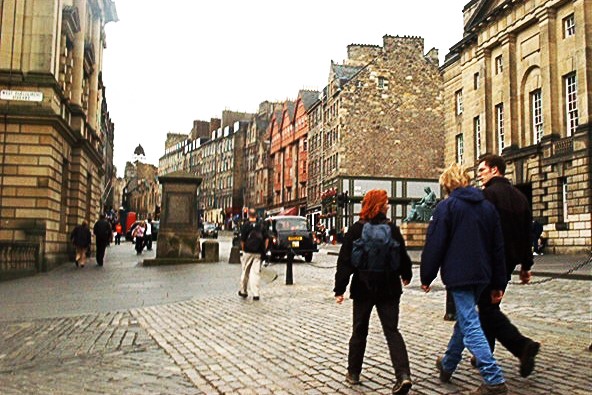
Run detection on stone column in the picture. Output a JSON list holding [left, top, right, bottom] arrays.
[[500, 34, 517, 150], [537, 8, 559, 136], [71, 0, 87, 108], [87, 15, 101, 132], [574, 0, 591, 125]]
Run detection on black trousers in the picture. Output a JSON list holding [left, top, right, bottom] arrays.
[[96, 241, 108, 265], [348, 296, 410, 379], [478, 283, 531, 358], [144, 236, 152, 250]]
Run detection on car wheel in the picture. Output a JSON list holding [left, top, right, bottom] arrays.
[[304, 253, 313, 263]]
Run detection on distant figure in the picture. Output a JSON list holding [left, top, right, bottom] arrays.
[[132, 221, 145, 255], [239, 209, 268, 301], [93, 214, 112, 266], [70, 220, 91, 268], [114, 223, 122, 245], [145, 217, 153, 251]]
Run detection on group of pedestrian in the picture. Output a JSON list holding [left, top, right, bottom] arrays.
[[131, 218, 153, 255], [329, 154, 538, 395], [70, 214, 112, 268]]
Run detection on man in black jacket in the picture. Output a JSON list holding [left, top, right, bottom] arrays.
[[477, 154, 540, 378], [93, 214, 112, 267]]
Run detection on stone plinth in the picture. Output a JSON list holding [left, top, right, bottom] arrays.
[[400, 222, 429, 250], [143, 172, 202, 266]]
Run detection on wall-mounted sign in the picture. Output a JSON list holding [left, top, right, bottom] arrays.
[[1, 89, 43, 102]]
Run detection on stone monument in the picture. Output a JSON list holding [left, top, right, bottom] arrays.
[[401, 186, 438, 249], [143, 171, 203, 266]]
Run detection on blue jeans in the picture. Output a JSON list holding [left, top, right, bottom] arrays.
[[441, 286, 505, 385]]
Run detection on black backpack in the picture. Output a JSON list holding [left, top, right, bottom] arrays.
[[351, 222, 400, 273], [244, 221, 265, 253]]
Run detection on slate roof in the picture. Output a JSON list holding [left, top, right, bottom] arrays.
[[332, 64, 363, 81], [298, 90, 320, 111]]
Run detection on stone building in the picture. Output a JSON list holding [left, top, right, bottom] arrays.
[[268, 91, 319, 216], [244, 101, 282, 214], [307, 35, 445, 231], [441, 0, 591, 253], [0, 0, 117, 277], [122, 157, 159, 220], [159, 133, 189, 176]]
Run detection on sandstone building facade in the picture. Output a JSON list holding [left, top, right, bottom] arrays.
[[0, 0, 117, 278], [307, 35, 445, 231], [442, 0, 591, 253]]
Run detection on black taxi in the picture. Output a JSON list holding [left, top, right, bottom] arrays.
[[265, 215, 318, 262]]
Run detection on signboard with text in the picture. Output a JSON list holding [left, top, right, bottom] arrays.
[[0, 89, 43, 102]]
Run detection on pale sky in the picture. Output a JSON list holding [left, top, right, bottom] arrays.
[[102, 0, 470, 177]]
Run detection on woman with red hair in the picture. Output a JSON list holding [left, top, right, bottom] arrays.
[[334, 189, 413, 394]]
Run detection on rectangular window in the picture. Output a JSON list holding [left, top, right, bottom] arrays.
[[378, 76, 387, 89], [496, 104, 505, 152], [495, 55, 503, 74], [565, 73, 578, 136], [531, 89, 543, 143], [474, 72, 480, 89], [563, 14, 575, 37], [456, 134, 464, 164], [455, 90, 463, 115], [474, 116, 481, 160]]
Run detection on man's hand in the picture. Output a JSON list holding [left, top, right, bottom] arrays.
[[491, 290, 504, 304], [335, 295, 345, 304], [421, 284, 431, 293], [519, 270, 532, 284]]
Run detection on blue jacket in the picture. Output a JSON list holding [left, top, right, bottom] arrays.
[[420, 186, 507, 290]]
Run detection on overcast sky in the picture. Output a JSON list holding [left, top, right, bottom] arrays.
[[102, 0, 469, 177]]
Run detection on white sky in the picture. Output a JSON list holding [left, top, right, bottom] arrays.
[[102, 0, 469, 177]]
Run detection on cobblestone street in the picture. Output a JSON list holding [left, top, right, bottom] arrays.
[[0, 238, 590, 394]]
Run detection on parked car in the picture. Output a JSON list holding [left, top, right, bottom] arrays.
[[201, 222, 218, 238], [265, 215, 318, 262]]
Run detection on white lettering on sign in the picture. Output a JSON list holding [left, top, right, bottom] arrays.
[[1, 90, 43, 102]]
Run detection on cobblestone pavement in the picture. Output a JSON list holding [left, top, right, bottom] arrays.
[[0, 238, 590, 394]]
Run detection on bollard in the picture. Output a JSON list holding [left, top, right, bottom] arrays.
[[228, 245, 241, 264], [285, 252, 294, 285]]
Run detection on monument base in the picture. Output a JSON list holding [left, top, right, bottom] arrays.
[[400, 222, 429, 250], [155, 230, 201, 260]]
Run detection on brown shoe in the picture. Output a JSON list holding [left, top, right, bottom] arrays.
[[469, 383, 508, 395], [436, 356, 452, 383], [392, 375, 412, 394], [345, 371, 360, 385]]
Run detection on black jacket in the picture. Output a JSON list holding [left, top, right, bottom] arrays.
[[93, 219, 112, 243], [71, 225, 91, 248], [483, 177, 533, 275], [334, 213, 413, 300]]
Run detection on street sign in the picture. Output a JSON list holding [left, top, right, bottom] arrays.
[[0, 89, 43, 102]]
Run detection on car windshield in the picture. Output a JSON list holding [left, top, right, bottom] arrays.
[[274, 218, 308, 231]]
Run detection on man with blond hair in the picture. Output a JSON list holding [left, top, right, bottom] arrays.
[[421, 164, 508, 395]]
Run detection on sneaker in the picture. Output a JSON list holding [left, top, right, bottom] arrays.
[[533, 252, 539, 256], [392, 375, 412, 394], [469, 382, 508, 395], [345, 372, 360, 385], [436, 356, 452, 383], [519, 341, 540, 377], [238, 291, 248, 298]]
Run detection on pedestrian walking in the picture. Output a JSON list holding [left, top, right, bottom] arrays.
[[144, 217, 153, 251], [70, 220, 91, 268], [334, 189, 413, 394], [132, 221, 145, 255], [477, 154, 540, 377], [421, 164, 508, 395], [93, 214, 112, 267], [238, 209, 268, 301], [114, 222, 122, 245]]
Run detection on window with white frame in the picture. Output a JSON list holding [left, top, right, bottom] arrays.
[[495, 55, 503, 74], [496, 104, 505, 152], [531, 89, 543, 143], [474, 116, 481, 159], [565, 73, 578, 136], [456, 134, 464, 164], [563, 14, 575, 37], [455, 89, 463, 115]]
